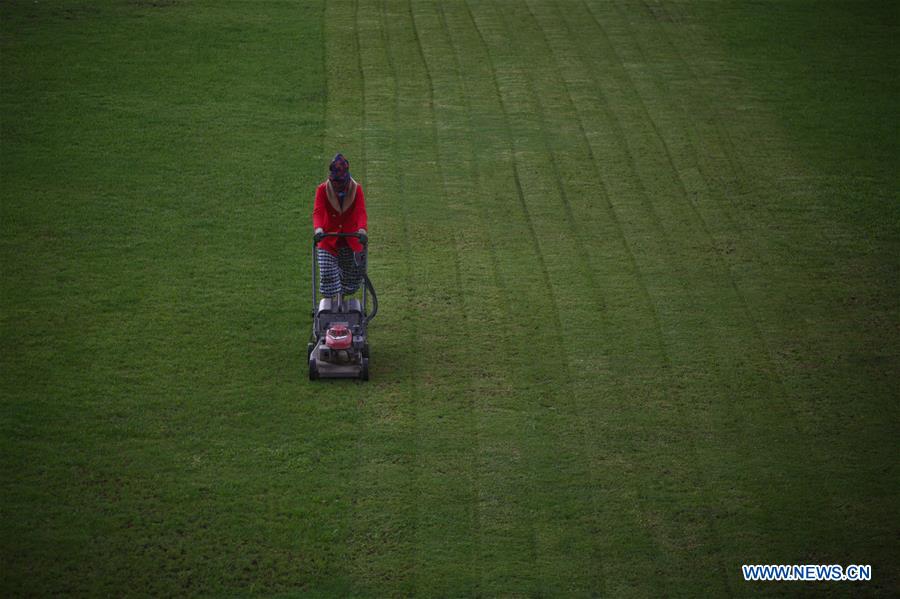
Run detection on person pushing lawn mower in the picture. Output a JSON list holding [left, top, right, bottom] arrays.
[[308, 153, 377, 381], [313, 153, 367, 303]]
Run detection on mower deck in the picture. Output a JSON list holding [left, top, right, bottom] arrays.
[[308, 298, 370, 381]]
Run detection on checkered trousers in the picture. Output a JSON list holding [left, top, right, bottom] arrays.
[[317, 247, 362, 297]]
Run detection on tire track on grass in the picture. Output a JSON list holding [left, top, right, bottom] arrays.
[[585, 0, 851, 590], [486, 1, 606, 315], [635, 0, 765, 249], [654, 1, 754, 192], [641, 1, 754, 203], [523, 0, 665, 359], [625, 0, 819, 439], [579, 3, 791, 592], [654, 0, 844, 298], [461, 0, 560, 333], [664, 0, 900, 390], [668, 0, 900, 423], [589, 12, 825, 571], [541, 1, 680, 368]]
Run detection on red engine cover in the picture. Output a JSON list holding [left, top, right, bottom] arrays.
[[325, 324, 352, 350]]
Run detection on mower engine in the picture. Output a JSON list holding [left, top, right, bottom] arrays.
[[308, 296, 369, 379], [322, 323, 354, 363]]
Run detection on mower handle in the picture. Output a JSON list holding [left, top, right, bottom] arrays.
[[313, 231, 367, 246], [311, 230, 376, 322]]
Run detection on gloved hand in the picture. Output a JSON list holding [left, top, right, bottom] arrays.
[[314, 228, 325, 243], [356, 229, 367, 245]]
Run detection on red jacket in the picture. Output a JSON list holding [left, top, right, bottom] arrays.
[[312, 179, 367, 254]]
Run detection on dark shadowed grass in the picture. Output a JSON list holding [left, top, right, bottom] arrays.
[[2, 0, 898, 595], [1, 1, 342, 595]]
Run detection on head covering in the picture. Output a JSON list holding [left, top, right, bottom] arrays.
[[328, 153, 351, 195]]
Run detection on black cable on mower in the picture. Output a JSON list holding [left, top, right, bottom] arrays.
[[364, 273, 377, 322]]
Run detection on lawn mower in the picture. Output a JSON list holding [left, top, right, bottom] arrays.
[[307, 232, 377, 381]]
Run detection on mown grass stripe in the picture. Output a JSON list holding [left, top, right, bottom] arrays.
[[579, 3, 758, 592], [461, 3, 578, 592], [431, 3, 544, 591], [323, 0, 367, 587], [458, 0, 632, 589], [597, 0, 812, 457], [405, 1, 483, 593], [526, 0, 723, 591], [611, 0, 811, 430], [448, 0, 636, 592], [442, 3, 544, 592], [413, 1, 510, 589], [544, 1, 761, 593], [604, 1, 797, 411], [391, 2, 437, 590], [574, 2, 888, 591], [333, 1, 416, 593], [480, 0, 616, 592], [347, 1, 421, 592], [363, 1, 494, 593], [523, 2, 703, 595]]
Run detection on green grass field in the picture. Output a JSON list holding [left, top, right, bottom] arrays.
[[2, 0, 897, 595]]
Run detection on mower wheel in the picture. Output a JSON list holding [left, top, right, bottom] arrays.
[[309, 358, 319, 381], [307, 342, 314, 358], [362, 342, 370, 358], [360, 357, 369, 381]]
